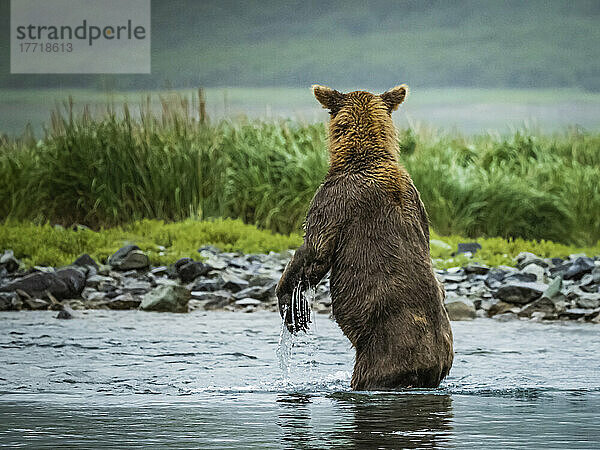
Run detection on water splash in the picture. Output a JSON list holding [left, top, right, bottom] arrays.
[[304, 287, 317, 332], [276, 285, 318, 383], [276, 316, 294, 379]]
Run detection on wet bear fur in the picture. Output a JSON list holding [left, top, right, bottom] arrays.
[[276, 84, 453, 390]]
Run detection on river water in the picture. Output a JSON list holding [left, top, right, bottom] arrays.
[[0, 311, 598, 448]]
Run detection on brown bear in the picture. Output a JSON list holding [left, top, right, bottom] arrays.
[[276, 84, 454, 390]]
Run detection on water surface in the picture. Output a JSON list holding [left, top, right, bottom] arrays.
[[1, 311, 598, 448]]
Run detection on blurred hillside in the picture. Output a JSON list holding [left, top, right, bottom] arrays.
[[0, 0, 598, 90]]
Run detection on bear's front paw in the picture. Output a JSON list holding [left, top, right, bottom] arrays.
[[278, 288, 311, 334], [278, 292, 297, 333]]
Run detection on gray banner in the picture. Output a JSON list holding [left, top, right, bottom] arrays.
[[11, 0, 151, 74]]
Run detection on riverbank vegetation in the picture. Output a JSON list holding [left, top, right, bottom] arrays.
[[1, 93, 600, 269], [0, 219, 302, 268], [2, 94, 600, 246], [0, 220, 598, 269]]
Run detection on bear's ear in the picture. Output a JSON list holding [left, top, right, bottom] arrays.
[[380, 84, 409, 113], [312, 85, 345, 113]]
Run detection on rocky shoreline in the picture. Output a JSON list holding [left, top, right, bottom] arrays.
[[0, 245, 599, 323]]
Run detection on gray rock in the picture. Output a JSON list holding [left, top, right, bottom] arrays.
[[62, 299, 86, 310], [529, 311, 555, 322], [23, 297, 50, 310], [174, 257, 193, 270], [485, 268, 508, 289], [549, 257, 564, 266], [198, 249, 229, 270], [105, 289, 120, 299], [563, 257, 595, 281], [0, 292, 22, 311], [543, 277, 562, 299], [106, 293, 141, 310], [248, 273, 280, 287], [516, 252, 548, 270], [229, 256, 251, 269], [495, 281, 548, 305], [119, 270, 139, 278], [521, 263, 546, 283], [518, 297, 556, 318], [187, 299, 208, 312], [564, 285, 587, 301], [505, 272, 538, 283], [198, 245, 221, 254], [549, 261, 572, 278], [99, 282, 119, 294], [221, 271, 249, 292], [190, 290, 232, 309], [493, 312, 519, 322], [108, 245, 149, 270], [150, 266, 169, 276], [233, 284, 275, 301], [189, 277, 224, 292], [72, 254, 99, 271], [56, 305, 75, 319], [109, 244, 139, 263], [444, 298, 476, 321], [464, 263, 490, 275], [235, 298, 262, 307], [0, 267, 85, 299], [478, 298, 496, 311], [140, 284, 190, 313], [0, 250, 20, 273], [178, 261, 210, 283], [488, 300, 519, 317], [85, 274, 115, 290], [559, 308, 588, 320], [580, 273, 594, 287], [581, 284, 599, 294], [578, 273, 598, 292], [575, 293, 600, 309], [55, 267, 86, 295], [547, 294, 567, 313], [97, 264, 111, 276], [121, 280, 152, 295], [81, 288, 105, 302], [442, 274, 467, 283]]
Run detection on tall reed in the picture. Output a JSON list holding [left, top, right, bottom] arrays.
[[1, 93, 598, 246]]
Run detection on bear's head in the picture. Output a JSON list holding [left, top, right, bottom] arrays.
[[312, 85, 408, 164]]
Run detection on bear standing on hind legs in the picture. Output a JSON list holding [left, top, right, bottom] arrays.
[[276, 84, 453, 390]]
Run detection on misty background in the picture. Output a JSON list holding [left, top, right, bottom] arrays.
[[0, 0, 599, 133]]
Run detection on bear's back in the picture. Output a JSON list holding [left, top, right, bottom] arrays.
[[326, 173, 445, 329]]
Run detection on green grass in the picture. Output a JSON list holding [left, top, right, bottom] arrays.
[[400, 128, 600, 245], [1, 93, 600, 249], [0, 221, 597, 269], [0, 219, 302, 268], [429, 231, 600, 269]]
